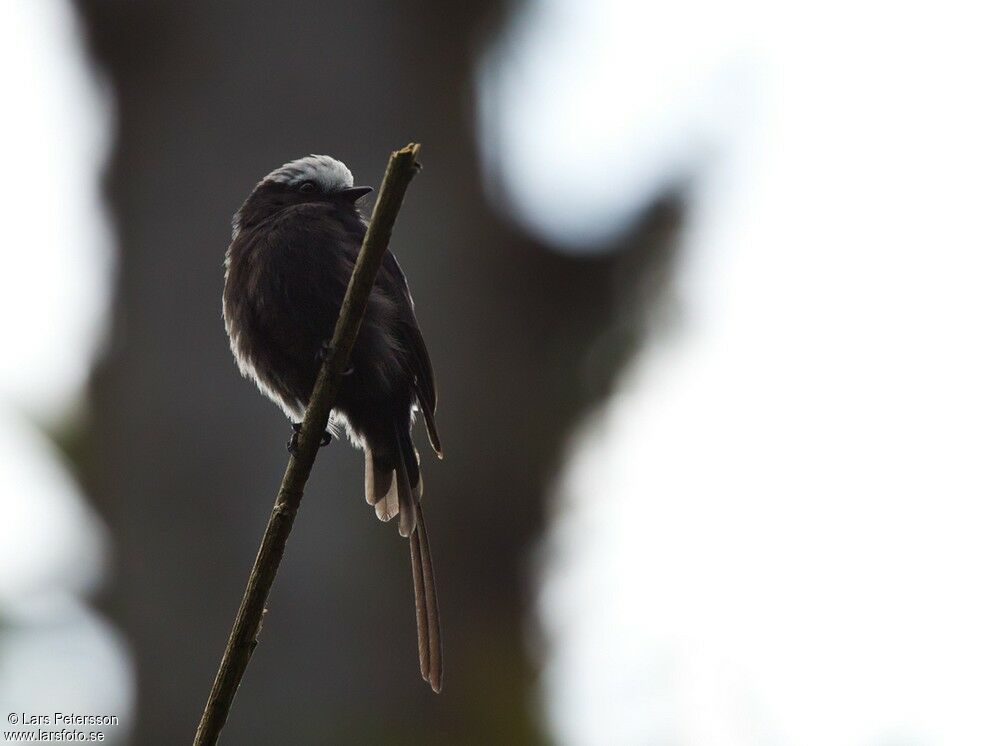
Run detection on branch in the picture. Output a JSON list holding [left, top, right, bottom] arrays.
[[193, 143, 423, 746]]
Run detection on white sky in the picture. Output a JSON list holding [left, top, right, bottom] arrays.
[[482, 1, 1000, 744]]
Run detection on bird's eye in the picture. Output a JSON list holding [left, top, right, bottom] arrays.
[[298, 181, 317, 194]]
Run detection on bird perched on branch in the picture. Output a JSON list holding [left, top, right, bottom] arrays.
[[223, 154, 443, 692]]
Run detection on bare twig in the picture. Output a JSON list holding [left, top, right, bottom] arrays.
[[194, 143, 423, 746]]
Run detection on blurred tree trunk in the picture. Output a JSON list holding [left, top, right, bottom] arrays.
[[74, 1, 676, 743]]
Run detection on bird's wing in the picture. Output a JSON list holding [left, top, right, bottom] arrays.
[[382, 251, 442, 457]]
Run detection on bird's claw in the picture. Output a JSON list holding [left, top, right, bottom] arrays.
[[287, 422, 333, 454]]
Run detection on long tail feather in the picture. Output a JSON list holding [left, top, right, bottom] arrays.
[[372, 426, 442, 692], [411, 503, 442, 692], [410, 530, 430, 679]]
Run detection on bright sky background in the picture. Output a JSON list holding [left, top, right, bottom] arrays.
[[0, 1, 131, 739], [482, 1, 1000, 744]]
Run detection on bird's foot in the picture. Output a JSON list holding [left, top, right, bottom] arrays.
[[287, 423, 333, 454]]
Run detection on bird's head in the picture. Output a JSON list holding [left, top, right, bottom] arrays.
[[232, 155, 373, 238]]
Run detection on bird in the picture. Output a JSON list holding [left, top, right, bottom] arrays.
[[222, 154, 443, 692]]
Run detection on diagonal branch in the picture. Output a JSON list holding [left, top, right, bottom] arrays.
[[193, 143, 423, 746]]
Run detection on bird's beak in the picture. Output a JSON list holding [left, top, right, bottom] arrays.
[[340, 186, 374, 202]]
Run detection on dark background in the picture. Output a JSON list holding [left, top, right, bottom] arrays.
[[70, 2, 678, 742]]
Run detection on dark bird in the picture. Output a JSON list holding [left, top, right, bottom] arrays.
[[223, 154, 443, 692]]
